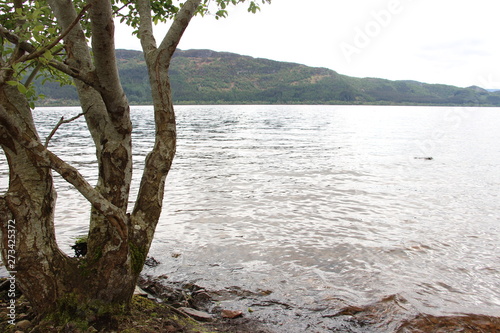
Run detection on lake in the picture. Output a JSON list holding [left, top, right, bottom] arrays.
[[1, 105, 499, 331]]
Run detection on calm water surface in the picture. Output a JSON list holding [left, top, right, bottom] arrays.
[[1, 105, 499, 331]]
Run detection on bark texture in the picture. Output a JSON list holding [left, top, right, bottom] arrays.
[[131, 0, 202, 261], [0, 0, 201, 320]]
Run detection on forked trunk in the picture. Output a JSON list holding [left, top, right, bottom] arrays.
[[0, 83, 137, 319], [0, 0, 202, 324]]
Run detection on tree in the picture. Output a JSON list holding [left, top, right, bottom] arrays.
[[0, 0, 269, 324]]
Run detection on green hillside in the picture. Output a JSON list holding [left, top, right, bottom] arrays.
[[35, 49, 500, 106]]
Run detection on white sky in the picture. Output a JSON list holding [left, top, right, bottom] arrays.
[[115, 0, 500, 89]]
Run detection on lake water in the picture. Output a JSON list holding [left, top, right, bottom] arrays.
[[1, 105, 499, 331]]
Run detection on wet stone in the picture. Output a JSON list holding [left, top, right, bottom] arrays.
[[179, 307, 213, 321], [221, 309, 243, 319]]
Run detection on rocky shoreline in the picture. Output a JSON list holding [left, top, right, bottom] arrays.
[[1, 272, 499, 332], [0, 274, 272, 333]]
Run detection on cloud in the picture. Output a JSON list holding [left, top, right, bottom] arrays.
[[114, 0, 500, 89]]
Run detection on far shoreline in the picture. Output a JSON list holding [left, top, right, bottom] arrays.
[[33, 101, 500, 108]]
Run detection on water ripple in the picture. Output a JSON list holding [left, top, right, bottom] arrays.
[[1, 105, 499, 323]]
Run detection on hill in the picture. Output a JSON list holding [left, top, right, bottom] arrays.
[[35, 49, 500, 106]]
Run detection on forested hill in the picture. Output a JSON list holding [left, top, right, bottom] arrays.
[[36, 49, 500, 106]]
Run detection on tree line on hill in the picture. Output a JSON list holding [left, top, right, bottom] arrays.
[[35, 49, 500, 106]]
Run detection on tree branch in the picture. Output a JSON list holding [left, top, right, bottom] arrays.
[[47, 0, 133, 217], [44, 110, 87, 148], [20, 3, 92, 62], [136, 0, 157, 53], [0, 111, 128, 239], [0, 24, 95, 87], [88, 0, 130, 117], [113, 1, 133, 16], [43, 146, 129, 239], [23, 62, 43, 87], [0, 24, 37, 56], [158, 0, 202, 61], [130, 0, 201, 246]]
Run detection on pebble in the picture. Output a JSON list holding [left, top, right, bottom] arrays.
[[221, 309, 243, 319], [16, 319, 31, 329], [179, 307, 212, 321]]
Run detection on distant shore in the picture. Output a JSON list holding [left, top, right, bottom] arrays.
[[33, 100, 500, 108]]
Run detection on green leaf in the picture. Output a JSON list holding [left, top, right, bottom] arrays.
[[33, 25, 44, 33], [215, 9, 228, 18], [17, 83, 28, 94], [43, 50, 54, 61]]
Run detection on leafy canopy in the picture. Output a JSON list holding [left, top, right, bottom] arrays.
[[0, 0, 270, 107], [113, 0, 270, 32], [0, 0, 74, 107]]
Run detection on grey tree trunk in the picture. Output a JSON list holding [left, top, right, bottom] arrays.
[[0, 0, 201, 321]]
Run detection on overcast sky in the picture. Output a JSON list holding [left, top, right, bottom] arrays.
[[115, 0, 500, 89]]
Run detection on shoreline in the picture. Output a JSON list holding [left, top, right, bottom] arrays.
[[2, 273, 499, 332], [33, 101, 500, 108]]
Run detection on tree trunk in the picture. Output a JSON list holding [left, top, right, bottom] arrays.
[[47, 0, 139, 309], [0, 0, 201, 323], [0, 0, 136, 318], [0, 86, 138, 323], [130, 0, 202, 260], [0, 83, 75, 315]]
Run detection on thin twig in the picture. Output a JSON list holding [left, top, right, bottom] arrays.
[[113, 1, 133, 16], [23, 62, 43, 87], [21, 3, 92, 62], [0, 24, 94, 87], [44, 111, 85, 148], [24, 45, 65, 87]]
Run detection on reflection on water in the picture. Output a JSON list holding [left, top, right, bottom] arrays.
[[1, 105, 499, 331]]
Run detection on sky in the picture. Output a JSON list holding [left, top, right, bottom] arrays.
[[115, 0, 500, 89]]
